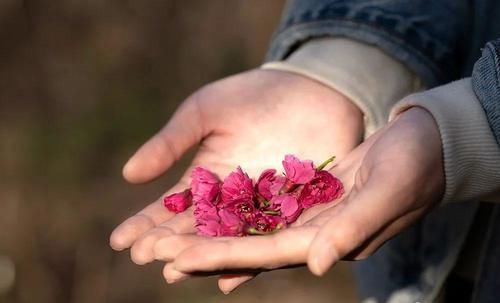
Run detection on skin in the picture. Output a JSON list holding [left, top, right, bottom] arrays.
[[149, 107, 445, 294], [109, 69, 364, 291]]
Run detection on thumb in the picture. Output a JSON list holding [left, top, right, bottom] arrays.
[[306, 168, 408, 276], [123, 99, 204, 183]]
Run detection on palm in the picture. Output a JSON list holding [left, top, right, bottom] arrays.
[[189, 69, 362, 176], [109, 69, 363, 278]]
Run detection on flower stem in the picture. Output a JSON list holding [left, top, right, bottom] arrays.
[[246, 226, 282, 236], [279, 181, 299, 194], [263, 210, 281, 216], [256, 194, 270, 207], [316, 155, 336, 171], [246, 228, 270, 235]]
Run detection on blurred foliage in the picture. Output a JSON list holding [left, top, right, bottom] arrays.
[[0, 1, 357, 302]]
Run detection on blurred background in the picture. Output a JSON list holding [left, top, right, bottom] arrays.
[[0, 1, 357, 302]]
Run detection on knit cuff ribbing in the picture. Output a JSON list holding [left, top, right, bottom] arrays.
[[390, 79, 500, 203]]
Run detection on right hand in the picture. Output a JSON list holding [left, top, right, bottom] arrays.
[[152, 108, 444, 294]]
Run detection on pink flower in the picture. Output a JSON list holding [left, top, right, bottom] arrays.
[[194, 199, 219, 221], [221, 167, 254, 203], [223, 199, 256, 222], [270, 194, 303, 223], [163, 189, 192, 213], [175, 157, 343, 237], [191, 167, 221, 203], [255, 169, 286, 201], [218, 208, 245, 236], [196, 219, 222, 237], [194, 198, 225, 237], [299, 170, 344, 208], [194, 197, 220, 236], [195, 206, 246, 237], [282, 154, 316, 184], [247, 212, 286, 234], [191, 167, 224, 235]]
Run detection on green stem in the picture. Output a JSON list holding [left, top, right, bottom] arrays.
[[246, 226, 283, 236], [246, 228, 271, 235], [263, 210, 281, 216], [316, 155, 336, 171]]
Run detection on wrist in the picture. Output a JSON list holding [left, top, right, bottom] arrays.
[[390, 79, 500, 203], [394, 107, 445, 203], [259, 68, 364, 142], [263, 38, 422, 137]]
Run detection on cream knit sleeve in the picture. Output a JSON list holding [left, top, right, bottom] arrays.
[[390, 79, 500, 203]]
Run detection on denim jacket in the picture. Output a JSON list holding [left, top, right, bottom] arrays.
[[266, 1, 500, 302]]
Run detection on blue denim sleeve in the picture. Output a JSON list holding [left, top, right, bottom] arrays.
[[266, 0, 470, 87], [472, 39, 500, 146]]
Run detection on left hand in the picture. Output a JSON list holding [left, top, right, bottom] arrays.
[[109, 69, 364, 292], [152, 107, 445, 293]]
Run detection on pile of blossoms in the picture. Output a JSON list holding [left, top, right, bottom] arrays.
[[163, 155, 343, 237]]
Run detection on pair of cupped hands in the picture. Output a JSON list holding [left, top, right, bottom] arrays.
[[109, 69, 444, 294]]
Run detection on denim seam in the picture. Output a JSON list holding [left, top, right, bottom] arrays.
[[488, 42, 500, 88], [472, 41, 500, 146]]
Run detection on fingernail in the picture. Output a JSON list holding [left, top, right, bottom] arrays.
[[220, 284, 235, 295], [122, 160, 135, 177], [308, 247, 338, 276], [165, 276, 188, 284]]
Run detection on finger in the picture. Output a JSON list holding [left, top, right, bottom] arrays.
[[174, 227, 317, 272], [109, 183, 188, 251], [123, 99, 204, 183], [163, 262, 257, 292], [155, 235, 259, 290], [130, 210, 196, 264], [306, 175, 411, 276], [163, 263, 192, 284], [154, 234, 210, 262], [218, 273, 257, 294]]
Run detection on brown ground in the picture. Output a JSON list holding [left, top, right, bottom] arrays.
[[0, 1, 357, 302]]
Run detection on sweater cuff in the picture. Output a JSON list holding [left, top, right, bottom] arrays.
[[261, 37, 422, 137], [390, 79, 500, 203]]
